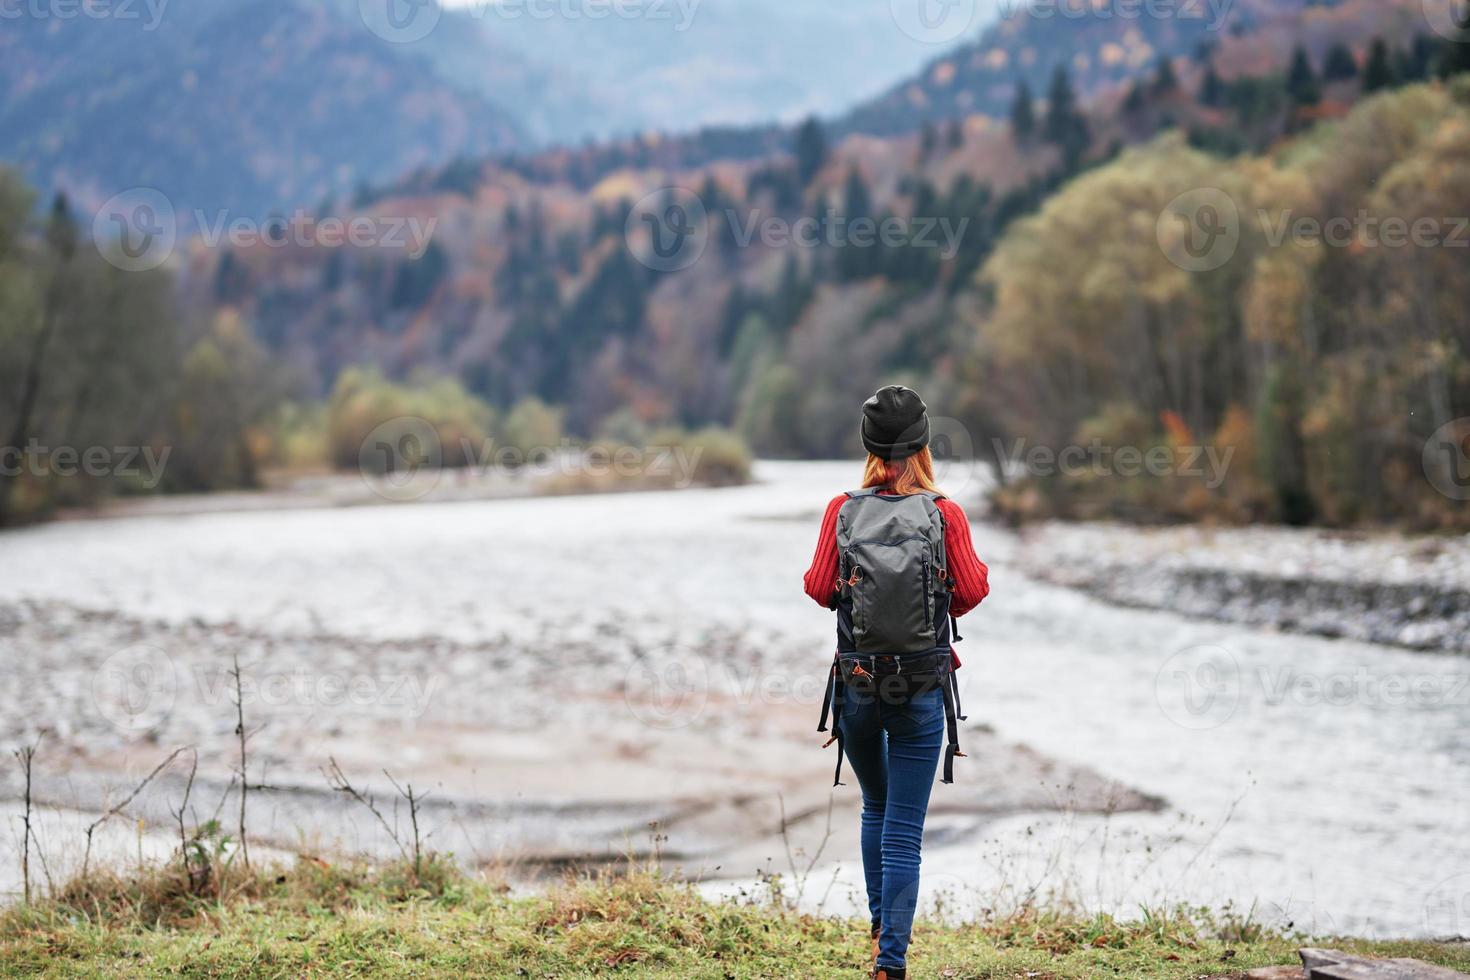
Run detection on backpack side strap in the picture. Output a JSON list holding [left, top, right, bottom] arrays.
[[940, 672, 967, 784], [817, 656, 846, 787]]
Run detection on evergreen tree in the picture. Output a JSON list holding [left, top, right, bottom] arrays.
[[795, 116, 827, 188], [838, 167, 878, 280], [1123, 81, 1147, 116], [770, 253, 810, 332], [1439, 20, 1470, 78], [1394, 45, 1423, 83], [1044, 66, 1077, 142], [1286, 46, 1321, 106], [389, 240, 448, 310], [1323, 43, 1358, 81], [1199, 63, 1226, 107], [1153, 55, 1179, 95], [919, 121, 937, 161], [946, 118, 964, 150], [1363, 38, 1394, 93], [1010, 80, 1035, 141], [1043, 66, 1089, 166]]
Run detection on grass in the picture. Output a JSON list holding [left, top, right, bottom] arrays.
[[1, 858, 1467, 979]]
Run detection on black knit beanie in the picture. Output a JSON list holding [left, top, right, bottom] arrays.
[[861, 385, 929, 461]]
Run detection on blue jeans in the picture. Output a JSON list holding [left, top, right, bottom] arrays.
[[838, 683, 945, 972]]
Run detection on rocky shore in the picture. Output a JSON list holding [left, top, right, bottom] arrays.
[[1014, 522, 1470, 653], [0, 597, 1161, 899]]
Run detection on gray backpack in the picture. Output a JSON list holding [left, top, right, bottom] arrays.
[[818, 488, 969, 785], [836, 488, 949, 654]]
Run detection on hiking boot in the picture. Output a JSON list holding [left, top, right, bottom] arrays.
[[870, 924, 880, 963]]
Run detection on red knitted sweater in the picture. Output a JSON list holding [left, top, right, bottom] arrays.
[[802, 493, 990, 664]]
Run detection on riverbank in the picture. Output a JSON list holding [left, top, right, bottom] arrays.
[[47, 437, 751, 524], [1013, 521, 1470, 654], [0, 596, 1160, 902], [5, 860, 1468, 979]]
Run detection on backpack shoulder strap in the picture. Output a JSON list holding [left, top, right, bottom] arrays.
[[844, 487, 883, 500]]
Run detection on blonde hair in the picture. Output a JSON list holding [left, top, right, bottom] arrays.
[[861, 447, 942, 496]]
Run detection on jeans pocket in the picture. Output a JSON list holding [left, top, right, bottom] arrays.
[[889, 687, 944, 736]]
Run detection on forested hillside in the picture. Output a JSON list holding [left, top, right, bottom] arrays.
[[5, 0, 1469, 527]]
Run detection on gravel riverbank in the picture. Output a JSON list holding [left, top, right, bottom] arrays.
[[1014, 522, 1470, 653], [0, 597, 1159, 900]]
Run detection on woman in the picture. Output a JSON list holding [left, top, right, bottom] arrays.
[[802, 385, 990, 980]]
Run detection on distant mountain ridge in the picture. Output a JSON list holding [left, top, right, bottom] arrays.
[[0, 0, 953, 221], [836, 0, 1442, 135], [0, 0, 528, 221]]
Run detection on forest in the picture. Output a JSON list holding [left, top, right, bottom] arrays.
[[2, 13, 1468, 528]]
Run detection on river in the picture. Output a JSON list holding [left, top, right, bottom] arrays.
[[0, 461, 1465, 938]]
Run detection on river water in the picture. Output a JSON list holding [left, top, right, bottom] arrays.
[[1, 461, 1465, 937]]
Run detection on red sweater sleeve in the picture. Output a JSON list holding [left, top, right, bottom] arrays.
[[802, 494, 847, 607], [938, 499, 989, 617]]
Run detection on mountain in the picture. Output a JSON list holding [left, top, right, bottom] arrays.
[[0, 0, 962, 221], [461, 0, 964, 132], [0, 0, 529, 222]]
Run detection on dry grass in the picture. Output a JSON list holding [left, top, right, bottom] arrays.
[[3, 858, 1468, 978]]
